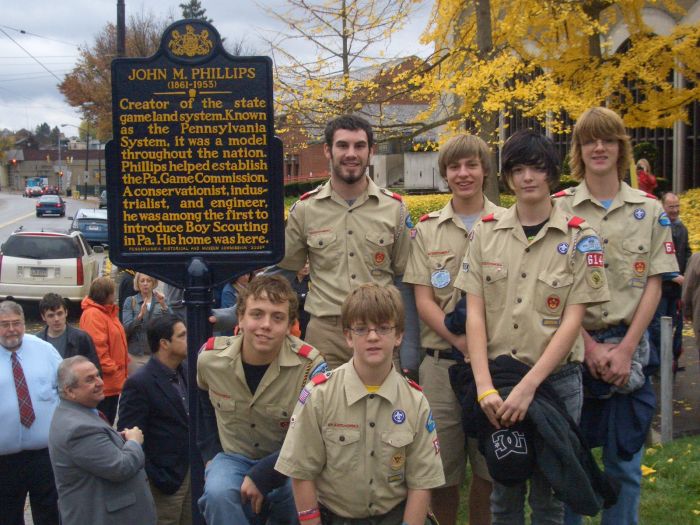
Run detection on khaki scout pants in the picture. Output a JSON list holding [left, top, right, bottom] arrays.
[[150, 470, 192, 525]]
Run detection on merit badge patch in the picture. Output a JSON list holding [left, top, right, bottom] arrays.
[[392, 410, 406, 424], [586, 253, 604, 267], [576, 236, 602, 253], [664, 242, 676, 254], [406, 214, 414, 228], [391, 452, 405, 470], [588, 269, 604, 289], [298, 388, 311, 405], [462, 262, 470, 273], [433, 437, 441, 455], [633, 208, 646, 220], [431, 269, 451, 289], [410, 228, 417, 239], [634, 260, 647, 275], [658, 213, 671, 227], [547, 295, 561, 311], [374, 251, 386, 265], [557, 242, 569, 255], [426, 410, 436, 433]]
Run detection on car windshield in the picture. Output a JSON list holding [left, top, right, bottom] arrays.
[[2, 235, 81, 259], [40, 196, 60, 203]]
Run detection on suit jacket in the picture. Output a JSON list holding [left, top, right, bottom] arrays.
[[35, 324, 102, 373], [48, 399, 156, 525], [118, 356, 189, 495]]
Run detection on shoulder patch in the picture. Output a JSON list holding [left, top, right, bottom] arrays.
[[297, 344, 314, 358], [299, 186, 321, 201], [482, 213, 495, 222], [204, 337, 216, 351], [312, 371, 332, 385], [419, 213, 436, 223], [407, 377, 423, 391], [568, 216, 585, 228], [644, 192, 657, 199], [381, 188, 403, 202], [552, 189, 571, 198]]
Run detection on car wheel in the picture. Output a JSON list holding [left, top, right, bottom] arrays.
[[36, 212, 41, 217]]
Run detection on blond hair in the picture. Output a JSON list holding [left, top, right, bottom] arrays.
[[341, 283, 404, 334], [438, 134, 493, 181], [133, 272, 159, 292]]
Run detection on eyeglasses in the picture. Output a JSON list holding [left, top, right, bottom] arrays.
[[581, 138, 617, 148], [0, 320, 24, 330], [349, 325, 395, 337]]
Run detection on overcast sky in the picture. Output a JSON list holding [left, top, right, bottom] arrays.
[[0, 0, 432, 136]]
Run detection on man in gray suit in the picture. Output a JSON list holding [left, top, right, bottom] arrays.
[[48, 356, 156, 525]]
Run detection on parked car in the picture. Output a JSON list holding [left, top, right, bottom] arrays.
[[36, 195, 66, 217], [68, 208, 108, 246], [99, 190, 107, 208], [0, 230, 102, 302]]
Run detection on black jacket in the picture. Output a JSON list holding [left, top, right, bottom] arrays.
[[450, 355, 618, 516], [118, 356, 189, 495], [35, 324, 101, 373]]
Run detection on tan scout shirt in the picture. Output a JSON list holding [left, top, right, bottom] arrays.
[[554, 182, 679, 330], [404, 197, 502, 350], [275, 361, 445, 518], [454, 205, 610, 366], [197, 334, 324, 459], [278, 176, 412, 317]]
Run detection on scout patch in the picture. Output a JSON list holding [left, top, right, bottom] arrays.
[[633, 208, 646, 220], [426, 410, 436, 433], [557, 242, 569, 255], [576, 236, 602, 253], [586, 253, 604, 267], [374, 251, 386, 265], [546, 295, 560, 311], [406, 214, 414, 228], [665, 242, 676, 254], [388, 473, 404, 483], [462, 262, 470, 273], [431, 269, 451, 289], [390, 452, 405, 470], [628, 278, 646, 289], [588, 269, 604, 289], [658, 213, 671, 227], [542, 318, 561, 327], [433, 437, 441, 455], [298, 388, 311, 405], [634, 260, 646, 275], [410, 228, 417, 239], [392, 410, 406, 424], [310, 362, 328, 379]]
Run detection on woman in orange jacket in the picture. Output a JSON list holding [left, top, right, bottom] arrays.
[[79, 276, 128, 425]]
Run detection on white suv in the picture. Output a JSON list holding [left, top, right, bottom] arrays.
[[0, 230, 102, 302]]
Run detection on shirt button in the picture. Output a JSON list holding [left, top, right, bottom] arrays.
[[349, 252, 354, 257], [369, 479, 373, 485], [318, 240, 323, 246], [603, 239, 609, 244], [603, 311, 608, 317], [369, 503, 373, 508], [370, 451, 375, 456], [603, 216, 608, 221], [369, 422, 375, 428], [486, 276, 491, 282], [525, 247, 530, 253], [348, 230, 353, 235], [512, 349, 517, 355], [553, 280, 558, 286], [517, 298, 522, 303], [339, 436, 345, 442], [250, 423, 255, 428], [254, 443, 259, 447], [604, 263, 609, 268], [368, 394, 375, 399], [514, 324, 518, 329], [638, 245, 644, 250], [282, 411, 288, 417], [351, 274, 356, 279], [521, 272, 527, 278], [379, 239, 384, 244]]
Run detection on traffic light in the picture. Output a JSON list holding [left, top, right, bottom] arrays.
[[59, 171, 64, 177], [10, 159, 17, 166]]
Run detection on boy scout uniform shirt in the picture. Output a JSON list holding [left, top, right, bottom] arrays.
[[403, 197, 502, 350], [278, 176, 412, 317], [454, 205, 610, 366], [554, 182, 679, 330], [197, 334, 324, 460], [275, 361, 445, 518]]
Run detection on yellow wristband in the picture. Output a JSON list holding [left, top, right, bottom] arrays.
[[477, 389, 499, 403]]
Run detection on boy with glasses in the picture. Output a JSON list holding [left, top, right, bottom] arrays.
[[276, 283, 444, 525]]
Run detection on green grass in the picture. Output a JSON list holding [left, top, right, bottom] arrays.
[[455, 435, 700, 524]]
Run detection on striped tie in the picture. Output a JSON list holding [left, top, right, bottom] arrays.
[[11, 352, 35, 428]]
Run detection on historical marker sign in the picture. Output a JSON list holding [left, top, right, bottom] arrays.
[[107, 19, 284, 287]]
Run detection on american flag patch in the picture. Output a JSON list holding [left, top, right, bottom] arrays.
[[298, 388, 311, 405]]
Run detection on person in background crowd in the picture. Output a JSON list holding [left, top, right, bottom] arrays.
[[36, 293, 101, 373], [682, 252, 700, 362], [0, 300, 61, 525], [118, 314, 191, 525], [635, 158, 657, 195], [122, 273, 170, 375], [79, 277, 128, 425], [276, 283, 445, 525], [110, 267, 136, 323], [403, 133, 499, 525], [221, 272, 255, 309], [556, 107, 678, 525], [197, 275, 325, 525], [49, 356, 156, 525], [291, 261, 311, 339], [276, 114, 419, 371], [649, 192, 691, 371]]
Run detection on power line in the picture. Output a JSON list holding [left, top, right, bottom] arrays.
[[0, 27, 63, 83], [0, 25, 78, 47]]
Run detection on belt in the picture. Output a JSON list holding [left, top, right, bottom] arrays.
[[425, 348, 463, 361]]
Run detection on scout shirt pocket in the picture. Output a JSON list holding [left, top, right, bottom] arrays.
[[428, 252, 455, 291], [264, 404, 293, 434], [380, 431, 414, 483], [306, 231, 338, 270], [365, 232, 394, 273], [483, 264, 508, 312], [534, 272, 573, 318], [621, 239, 650, 285], [323, 427, 361, 473]]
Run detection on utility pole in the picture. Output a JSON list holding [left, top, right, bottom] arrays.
[[117, 0, 126, 57], [84, 121, 89, 200]]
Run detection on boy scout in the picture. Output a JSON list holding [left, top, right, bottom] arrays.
[[275, 284, 445, 525], [197, 275, 325, 525], [555, 107, 678, 525], [277, 115, 418, 370], [403, 134, 499, 525], [456, 130, 610, 524]]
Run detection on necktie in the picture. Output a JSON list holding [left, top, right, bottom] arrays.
[[11, 352, 35, 428]]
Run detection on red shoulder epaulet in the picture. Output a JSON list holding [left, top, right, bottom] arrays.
[[298, 344, 313, 358], [407, 378, 423, 391], [482, 213, 495, 222], [645, 192, 657, 199], [391, 192, 403, 202], [311, 373, 329, 386], [568, 216, 585, 228], [553, 190, 568, 198], [299, 191, 312, 201], [204, 337, 216, 351], [419, 214, 433, 222]]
